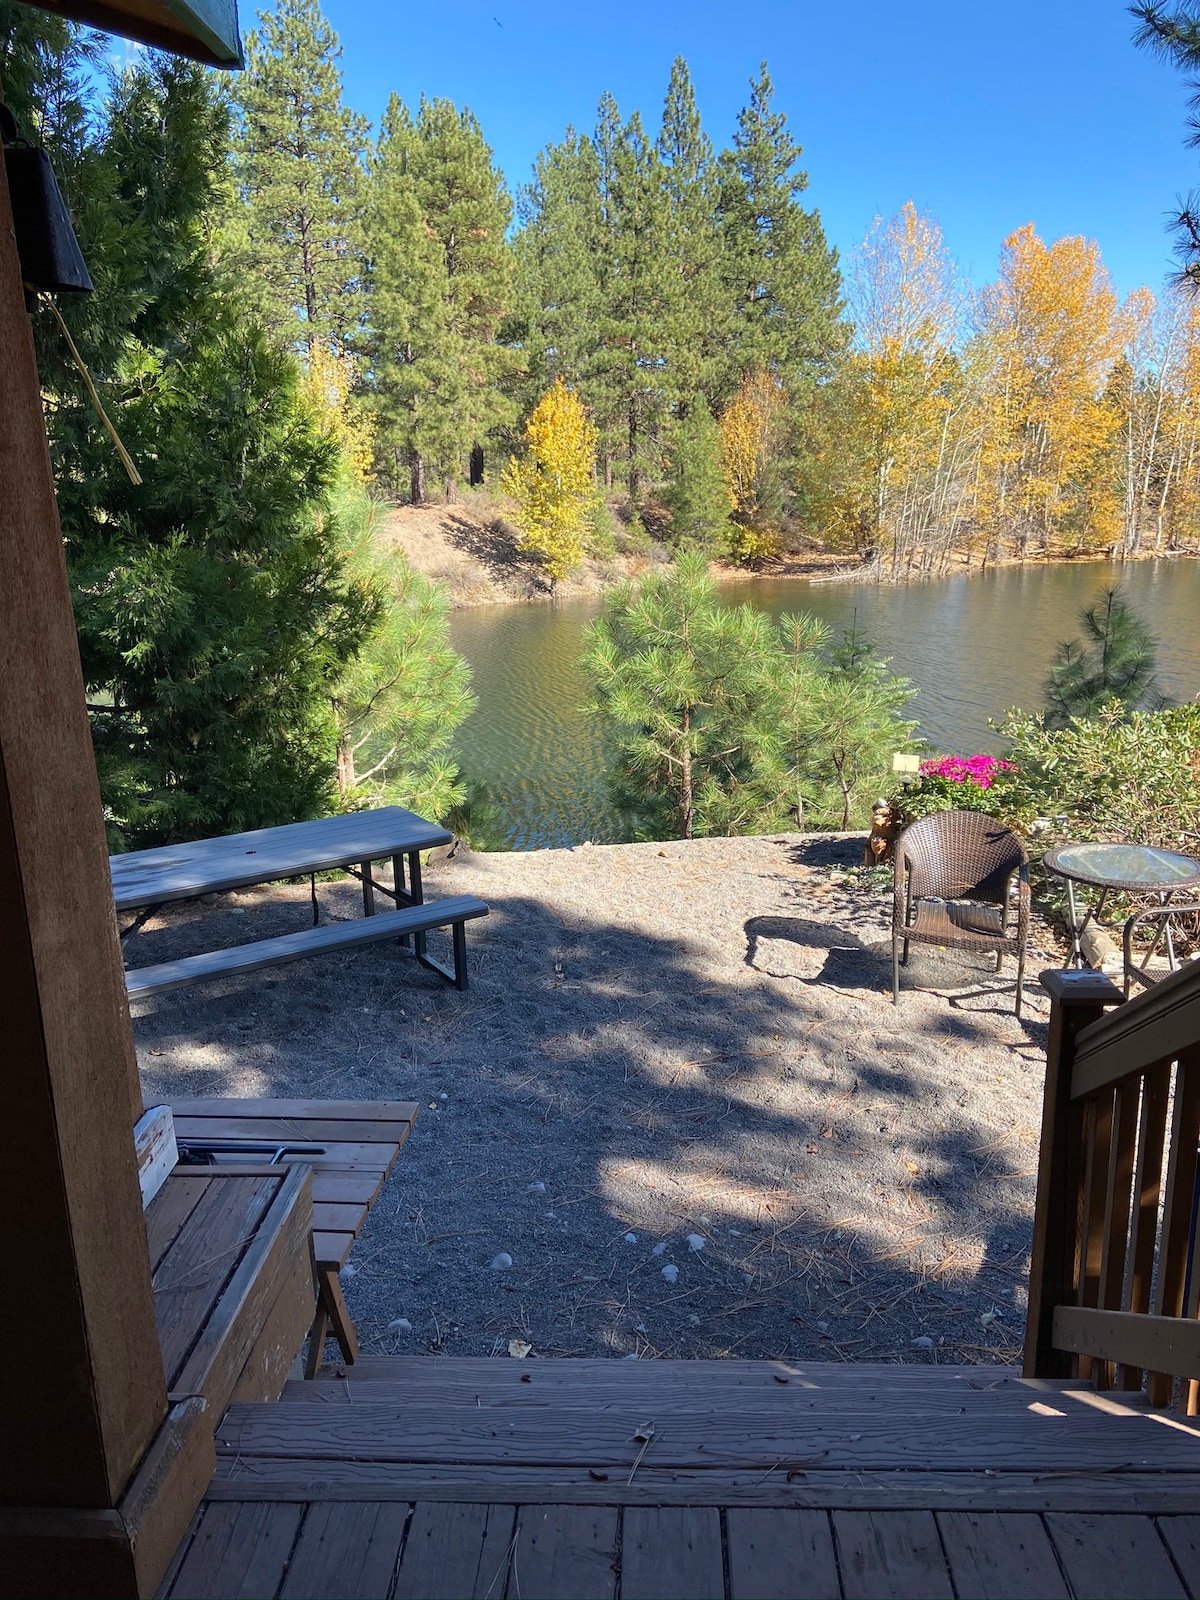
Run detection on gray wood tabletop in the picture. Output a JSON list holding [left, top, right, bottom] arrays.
[[110, 807, 452, 912]]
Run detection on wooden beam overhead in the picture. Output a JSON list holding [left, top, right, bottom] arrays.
[[26, 0, 242, 68]]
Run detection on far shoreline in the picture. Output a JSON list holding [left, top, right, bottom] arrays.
[[380, 501, 1199, 611]]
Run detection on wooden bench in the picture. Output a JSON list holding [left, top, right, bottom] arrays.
[[145, 1164, 316, 1415], [169, 1098, 419, 1378], [126, 895, 488, 998]]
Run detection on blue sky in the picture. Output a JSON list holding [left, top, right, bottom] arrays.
[[299, 0, 1197, 300]]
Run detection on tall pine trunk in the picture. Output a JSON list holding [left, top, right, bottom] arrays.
[[678, 706, 693, 839], [410, 449, 426, 505]]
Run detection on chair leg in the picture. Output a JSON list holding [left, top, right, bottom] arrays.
[[901, 937, 910, 967], [1015, 945, 1026, 1020], [892, 934, 900, 1005], [995, 948, 1004, 974]]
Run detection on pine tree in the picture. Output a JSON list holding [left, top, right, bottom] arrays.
[[331, 485, 475, 815], [581, 552, 779, 838], [657, 58, 729, 410], [1044, 586, 1165, 726], [661, 395, 733, 549], [228, 0, 368, 358], [718, 65, 844, 401], [23, 48, 379, 846], [510, 128, 604, 407], [365, 94, 514, 501], [592, 96, 673, 501], [1131, 5, 1200, 288]]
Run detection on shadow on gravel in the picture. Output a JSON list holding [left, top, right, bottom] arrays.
[[131, 871, 1050, 1367]]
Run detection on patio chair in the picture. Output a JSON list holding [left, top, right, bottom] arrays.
[[893, 810, 1030, 1016]]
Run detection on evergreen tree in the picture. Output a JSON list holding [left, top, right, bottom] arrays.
[[332, 485, 475, 816], [1044, 586, 1165, 726], [1131, 4, 1200, 288], [802, 630, 919, 828], [592, 95, 673, 501], [656, 58, 729, 410], [661, 395, 734, 549], [510, 128, 604, 411], [581, 552, 779, 838], [366, 94, 515, 501], [718, 65, 844, 401], [20, 46, 379, 846], [228, 0, 368, 358]]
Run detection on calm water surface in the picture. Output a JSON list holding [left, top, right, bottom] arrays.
[[448, 560, 1200, 850]]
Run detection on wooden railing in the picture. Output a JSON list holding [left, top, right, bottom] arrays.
[[1025, 959, 1200, 1407]]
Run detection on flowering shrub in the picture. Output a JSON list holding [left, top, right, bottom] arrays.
[[919, 755, 1014, 789], [891, 753, 1018, 826]]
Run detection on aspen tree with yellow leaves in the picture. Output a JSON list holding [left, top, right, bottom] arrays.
[[301, 344, 376, 482], [501, 379, 599, 582], [974, 225, 1124, 558], [718, 371, 787, 562]]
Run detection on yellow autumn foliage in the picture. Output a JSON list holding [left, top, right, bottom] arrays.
[[976, 224, 1124, 553], [501, 379, 598, 580], [301, 343, 376, 483], [718, 371, 784, 561]]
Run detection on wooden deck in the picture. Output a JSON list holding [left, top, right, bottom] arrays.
[[161, 1357, 1200, 1598]]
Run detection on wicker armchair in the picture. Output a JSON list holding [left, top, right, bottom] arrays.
[[893, 810, 1030, 1016]]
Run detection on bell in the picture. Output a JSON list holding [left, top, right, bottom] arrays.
[[2, 108, 93, 295]]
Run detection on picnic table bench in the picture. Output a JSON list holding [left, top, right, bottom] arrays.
[[111, 807, 487, 995], [169, 1098, 419, 1378]]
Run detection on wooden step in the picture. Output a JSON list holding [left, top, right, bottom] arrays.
[[304, 1354, 1092, 1399], [125, 896, 487, 997], [215, 1387, 1200, 1475]]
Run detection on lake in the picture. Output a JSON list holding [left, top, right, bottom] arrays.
[[448, 559, 1200, 850]]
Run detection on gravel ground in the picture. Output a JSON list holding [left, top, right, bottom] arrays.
[[134, 833, 1068, 1367]]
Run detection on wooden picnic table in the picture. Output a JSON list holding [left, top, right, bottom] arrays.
[[111, 806, 451, 916], [111, 808, 487, 994]]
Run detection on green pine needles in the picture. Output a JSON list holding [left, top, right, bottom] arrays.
[[582, 555, 917, 839], [1044, 586, 1165, 727]]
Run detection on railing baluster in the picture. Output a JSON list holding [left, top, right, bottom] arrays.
[[1119, 1064, 1171, 1391], [1076, 1094, 1110, 1384], [1024, 972, 1123, 1379], [1090, 1085, 1138, 1390], [1147, 1051, 1200, 1407]]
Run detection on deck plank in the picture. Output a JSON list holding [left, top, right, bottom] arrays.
[[514, 1506, 619, 1599], [1046, 1513, 1187, 1599], [833, 1510, 953, 1600], [1156, 1516, 1200, 1595], [936, 1512, 1069, 1599], [726, 1508, 839, 1599], [391, 1503, 515, 1600], [214, 1395, 1200, 1473], [279, 1502, 408, 1599], [620, 1507, 723, 1600], [166, 1502, 302, 1598]]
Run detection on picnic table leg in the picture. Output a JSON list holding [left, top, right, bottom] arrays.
[[360, 859, 375, 917], [408, 849, 427, 959], [392, 853, 411, 945]]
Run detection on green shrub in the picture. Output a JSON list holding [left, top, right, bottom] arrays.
[[999, 701, 1200, 854]]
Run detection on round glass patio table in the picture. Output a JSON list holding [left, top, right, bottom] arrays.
[[1043, 842, 1200, 982]]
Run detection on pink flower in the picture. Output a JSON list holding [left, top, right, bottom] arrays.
[[918, 754, 1015, 790]]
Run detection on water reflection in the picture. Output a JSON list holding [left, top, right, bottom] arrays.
[[448, 560, 1200, 850]]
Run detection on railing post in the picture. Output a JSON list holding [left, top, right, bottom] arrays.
[[1024, 970, 1123, 1378]]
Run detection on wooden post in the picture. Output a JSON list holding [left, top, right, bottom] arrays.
[[0, 140, 170, 1586], [1023, 970, 1122, 1378]]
